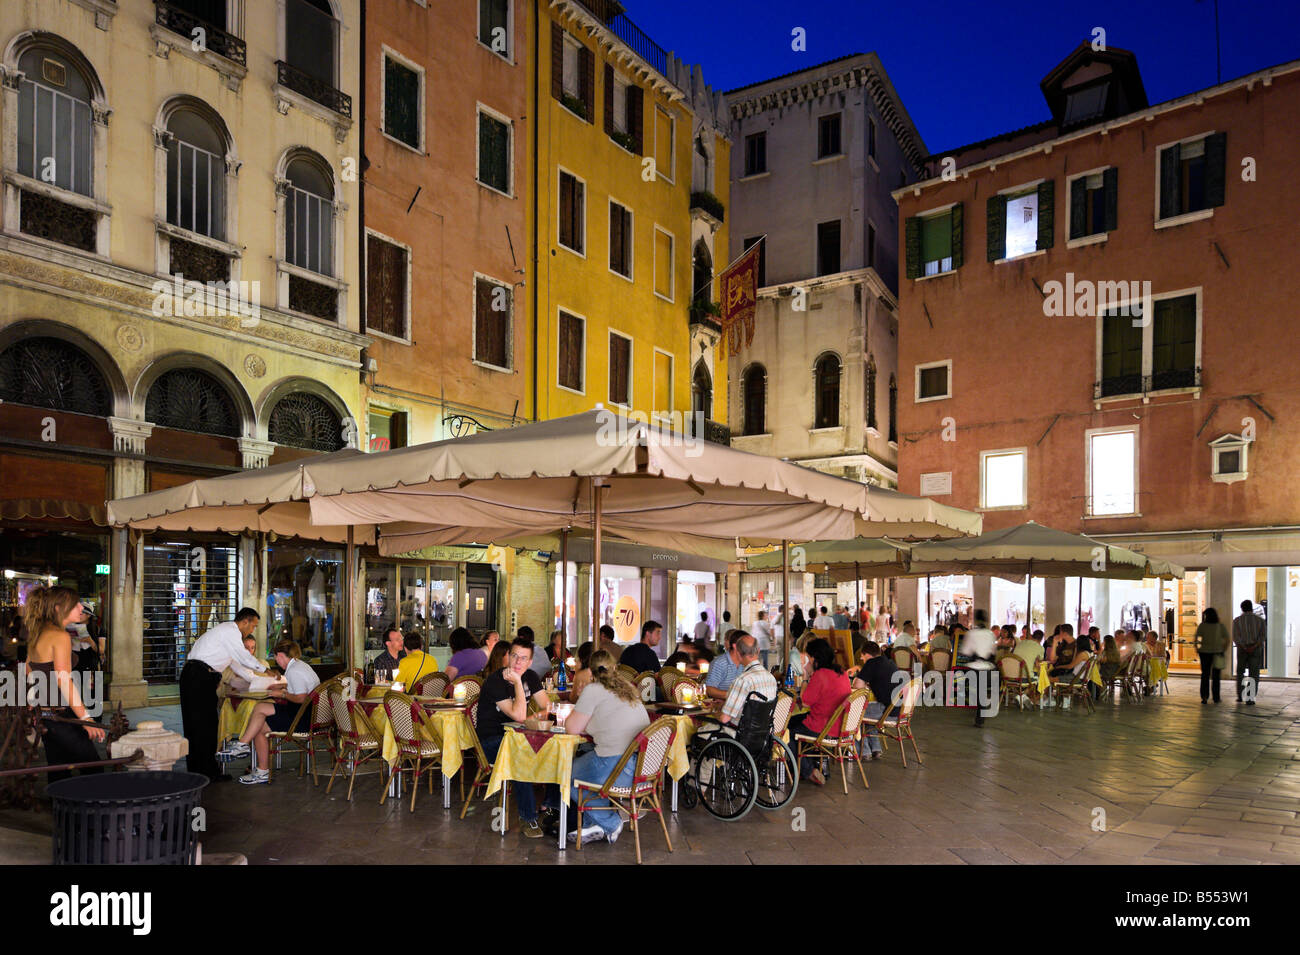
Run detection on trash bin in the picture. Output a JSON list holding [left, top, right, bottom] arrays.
[[47, 771, 209, 865]]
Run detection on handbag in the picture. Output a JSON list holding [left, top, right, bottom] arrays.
[[1212, 653, 1226, 671]]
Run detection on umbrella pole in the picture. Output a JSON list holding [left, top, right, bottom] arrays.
[[782, 539, 790, 671], [1078, 575, 1084, 638], [592, 481, 604, 643], [855, 562, 860, 628], [926, 574, 931, 638], [345, 525, 355, 673], [560, 527, 568, 651], [1025, 560, 1032, 634]]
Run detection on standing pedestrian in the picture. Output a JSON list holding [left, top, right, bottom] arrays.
[[790, 605, 806, 642], [751, 610, 773, 670], [1232, 600, 1266, 704], [182, 608, 265, 781], [1193, 607, 1230, 704]]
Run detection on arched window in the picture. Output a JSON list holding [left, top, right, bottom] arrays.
[[165, 106, 226, 241], [16, 45, 94, 197], [285, 153, 334, 277], [888, 375, 898, 442], [0, 337, 110, 416], [814, 354, 840, 429], [281, 0, 348, 116], [268, 392, 344, 452], [692, 361, 713, 421], [146, 368, 240, 437], [865, 356, 877, 430], [692, 240, 713, 305], [743, 364, 766, 436]]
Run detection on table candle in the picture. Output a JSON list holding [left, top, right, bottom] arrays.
[[681, 686, 696, 705], [453, 683, 467, 702], [699, 661, 710, 675], [676, 662, 687, 672]]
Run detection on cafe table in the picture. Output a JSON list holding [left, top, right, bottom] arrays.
[[485, 725, 585, 849], [375, 699, 474, 808]]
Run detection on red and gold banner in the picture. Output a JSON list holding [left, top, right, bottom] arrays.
[[718, 239, 762, 357]]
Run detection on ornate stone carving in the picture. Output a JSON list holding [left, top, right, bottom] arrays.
[[107, 417, 155, 455], [0, 67, 24, 92], [115, 323, 143, 352], [152, 126, 174, 149], [91, 103, 112, 127], [236, 437, 276, 470], [243, 354, 266, 378]]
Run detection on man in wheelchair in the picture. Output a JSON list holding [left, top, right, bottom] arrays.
[[711, 634, 778, 728]]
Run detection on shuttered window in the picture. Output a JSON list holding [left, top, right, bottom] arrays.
[[654, 228, 673, 299], [559, 171, 584, 254], [608, 333, 632, 407], [365, 234, 408, 339], [478, 110, 511, 194], [1159, 133, 1226, 219], [609, 201, 632, 278], [1100, 308, 1144, 397], [474, 276, 511, 370], [1069, 169, 1118, 239], [654, 105, 673, 180], [558, 311, 584, 392], [383, 55, 421, 149], [1152, 295, 1197, 389], [478, 0, 510, 57], [653, 351, 673, 413]]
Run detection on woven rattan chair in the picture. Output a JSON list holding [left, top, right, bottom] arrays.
[[414, 672, 449, 699], [458, 700, 494, 820], [616, 664, 639, 682], [771, 691, 795, 738], [875, 676, 923, 767], [325, 687, 383, 800], [891, 645, 922, 675], [575, 716, 677, 864], [447, 674, 483, 704], [634, 672, 657, 703], [266, 696, 313, 780], [381, 690, 441, 812], [792, 688, 870, 794], [672, 678, 704, 705], [997, 654, 1034, 709], [658, 666, 684, 699], [300, 675, 343, 785], [1053, 658, 1097, 714], [928, 649, 953, 673]]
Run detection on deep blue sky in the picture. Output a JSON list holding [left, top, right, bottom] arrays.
[[625, 0, 1300, 154]]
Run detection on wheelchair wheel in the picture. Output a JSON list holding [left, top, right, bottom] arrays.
[[754, 737, 798, 810], [694, 737, 758, 821], [679, 776, 699, 810]]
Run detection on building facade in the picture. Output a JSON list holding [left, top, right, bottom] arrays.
[[0, 0, 365, 705], [895, 44, 1300, 675], [725, 53, 926, 626]]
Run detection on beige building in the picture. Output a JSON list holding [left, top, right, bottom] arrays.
[[0, 0, 365, 707]]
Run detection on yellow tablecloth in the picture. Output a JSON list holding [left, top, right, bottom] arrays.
[[377, 706, 474, 774], [1089, 662, 1104, 688], [664, 714, 698, 780], [1037, 662, 1050, 693], [1148, 658, 1169, 683], [217, 698, 260, 744], [485, 727, 583, 799]]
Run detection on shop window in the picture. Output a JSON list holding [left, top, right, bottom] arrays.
[[141, 540, 237, 683], [364, 561, 396, 651], [267, 545, 343, 662]]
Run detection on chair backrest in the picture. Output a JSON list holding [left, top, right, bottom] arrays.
[[771, 691, 795, 737], [635, 673, 657, 703], [658, 667, 683, 697], [929, 649, 952, 672], [891, 646, 918, 672], [310, 678, 340, 730], [616, 664, 639, 682], [414, 672, 449, 698], [629, 716, 677, 786], [672, 678, 704, 704], [998, 655, 1028, 681], [328, 687, 353, 735], [383, 690, 420, 746], [898, 677, 923, 720], [734, 691, 778, 753], [838, 688, 871, 736], [448, 674, 483, 704]]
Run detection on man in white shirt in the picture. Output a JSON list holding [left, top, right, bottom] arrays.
[[812, 606, 835, 631], [959, 610, 998, 726], [893, 621, 918, 648], [693, 612, 712, 644], [181, 608, 265, 781], [751, 610, 774, 669], [232, 639, 321, 784]]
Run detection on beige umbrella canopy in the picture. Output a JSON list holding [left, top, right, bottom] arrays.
[[908, 521, 1148, 579], [1144, 556, 1185, 580], [744, 538, 911, 582]]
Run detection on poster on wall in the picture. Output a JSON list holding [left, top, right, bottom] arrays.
[[613, 594, 640, 643]]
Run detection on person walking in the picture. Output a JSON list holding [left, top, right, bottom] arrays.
[[1193, 607, 1230, 704], [182, 608, 265, 781], [959, 609, 998, 726], [1232, 600, 1266, 704], [790, 606, 806, 642]]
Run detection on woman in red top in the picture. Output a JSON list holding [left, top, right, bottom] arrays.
[[786, 638, 850, 787]]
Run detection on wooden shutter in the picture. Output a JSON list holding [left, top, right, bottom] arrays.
[[1153, 296, 1196, 375], [1204, 131, 1227, 208], [390, 411, 407, 450], [654, 230, 672, 297], [579, 45, 594, 122], [604, 64, 614, 135], [1069, 177, 1087, 240], [949, 202, 963, 269], [1102, 312, 1143, 380], [366, 235, 406, 338], [1036, 179, 1054, 251], [475, 277, 510, 368], [1159, 144, 1181, 219], [1103, 167, 1119, 231], [559, 172, 575, 249], [629, 85, 644, 154], [609, 335, 630, 405], [550, 22, 563, 101], [986, 194, 1006, 261], [609, 203, 624, 275], [558, 311, 583, 391], [904, 216, 920, 279]]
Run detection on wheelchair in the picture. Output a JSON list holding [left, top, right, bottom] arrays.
[[679, 690, 798, 821]]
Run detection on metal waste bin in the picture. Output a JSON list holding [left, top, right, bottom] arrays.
[[47, 771, 209, 864]]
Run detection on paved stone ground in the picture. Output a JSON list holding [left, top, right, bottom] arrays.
[[7, 676, 1300, 865]]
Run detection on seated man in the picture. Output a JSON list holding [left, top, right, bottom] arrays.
[[371, 626, 406, 679], [703, 629, 744, 702], [927, 626, 952, 653], [232, 639, 320, 785], [699, 635, 777, 737], [893, 621, 918, 648], [1047, 625, 1080, 678], [618, 620, 663, 676], [1014, 629, 1045, 673], [394, 632, 435, 688], [851, 641, 899, 759], [475, 638, 553, 838]]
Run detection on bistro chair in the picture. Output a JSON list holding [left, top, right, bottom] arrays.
[[266, 696, 313, 780], [616, 664, 639, 682], [447, 674, 483, 704], [1051, 659, 1097, 714], [997, 654, 1034, 709], [301, 675, 344, 785], [325, 687, 383, 801], [575, 716, 677, 864], [634, 672, 657, 703], [1107, 655, 1138, 701], [381, 691, 441, 812], [771, 691, 795, 739], [792, 688, 871, 794], [672, 678, 704, 705], [458, 700, 494, 820], [658, 666, 684, 699], [875, 677, 923, 768], [891, 646, 922, 675], [928, 649, 953, 673], [414, 672, 449, 699]]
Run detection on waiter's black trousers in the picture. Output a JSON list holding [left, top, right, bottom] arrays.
[[180, 660, 221, 779]]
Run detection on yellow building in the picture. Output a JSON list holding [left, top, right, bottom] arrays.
[[530, 0, 731, 436]]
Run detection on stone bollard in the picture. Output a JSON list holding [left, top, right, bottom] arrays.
[[109, 720, 189, 772]]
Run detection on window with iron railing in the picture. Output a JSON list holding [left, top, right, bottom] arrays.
[[167, 138, 224, 240], [17, 73, 93, 196], [286, 185, 332, 275]]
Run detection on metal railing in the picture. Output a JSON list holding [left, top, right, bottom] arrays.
[[155, 1, 247, 66], [572, 0, 669, 78], [276, 59, 352, 118], [688, 411, 731, 446], [1094, 367, 1201, 400]]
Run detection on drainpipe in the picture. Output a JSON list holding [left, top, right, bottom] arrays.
[[358, 0, 367, 364], [531, 0, 540, 421]]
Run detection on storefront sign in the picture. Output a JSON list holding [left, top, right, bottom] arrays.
[[613, 595, 640, 643], [920, 472, 952, 496], [95, 564, 110, 575]]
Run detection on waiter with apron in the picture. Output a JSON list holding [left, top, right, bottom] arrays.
[[181, 608, 265, 781]]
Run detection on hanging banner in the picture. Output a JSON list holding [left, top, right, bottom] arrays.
[[718, 238, 762, 357]]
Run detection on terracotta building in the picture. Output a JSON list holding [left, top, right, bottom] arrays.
[[894, 44, 1300, 674]]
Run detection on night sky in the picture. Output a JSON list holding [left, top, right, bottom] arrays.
[[625, 0, 1300, 155]]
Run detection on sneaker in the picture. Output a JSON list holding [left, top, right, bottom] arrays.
[[224, 741, 251, 757], [521, 820, 544, 839], [606, 819, 624, 845], [575, 823, 606, 845], [238, 769, 269, 785]]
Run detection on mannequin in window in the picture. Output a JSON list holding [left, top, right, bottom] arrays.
[[306, 558, 325, 653]]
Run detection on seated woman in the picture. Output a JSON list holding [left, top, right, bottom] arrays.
[[562, 650, 651, 845], [484, 640, 510, 678], [785, 638, 850, 787], [230, 639, 321, 785], [1098, 634, 1122, 685], [444, 626, 486, 680], [568, 641, 595, 702], [1047, 630, 1078, 677], [545, 629, 566, 665], [1145, 630, 1166, 659]]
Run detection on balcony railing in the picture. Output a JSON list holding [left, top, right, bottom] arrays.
[[688, 412, 731, 446], [1094, 368, 1201, 400], [276, 60, 352, 118], [155, 1, 246, 66], [573, 0, 669, 78]]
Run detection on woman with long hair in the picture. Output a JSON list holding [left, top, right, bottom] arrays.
[[445, 626, 486, 680], [785, 637, 849, 787], [569, 640, 595, 701], [790, 605, 806, 641], [560, 649, 650, 844], [485, 639, 510, 676], [1194, 607, 1230, 703], [24, 586, 104, 783]]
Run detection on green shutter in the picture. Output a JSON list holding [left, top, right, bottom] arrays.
[[1103, 167, 1118, 231], [949, 202, 963, 269], [904, 216, 920, 279], [1069, 177, 1087, 239], [1036, 179, 1054, 251], [1153, 295, 1196, 374], [1204, 131, 1227, 207], [919, 214, 951, 268], [986, 194, 1006, 262], [1159, 144, 1181, 219], [1102, 311, 1143, 380]]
